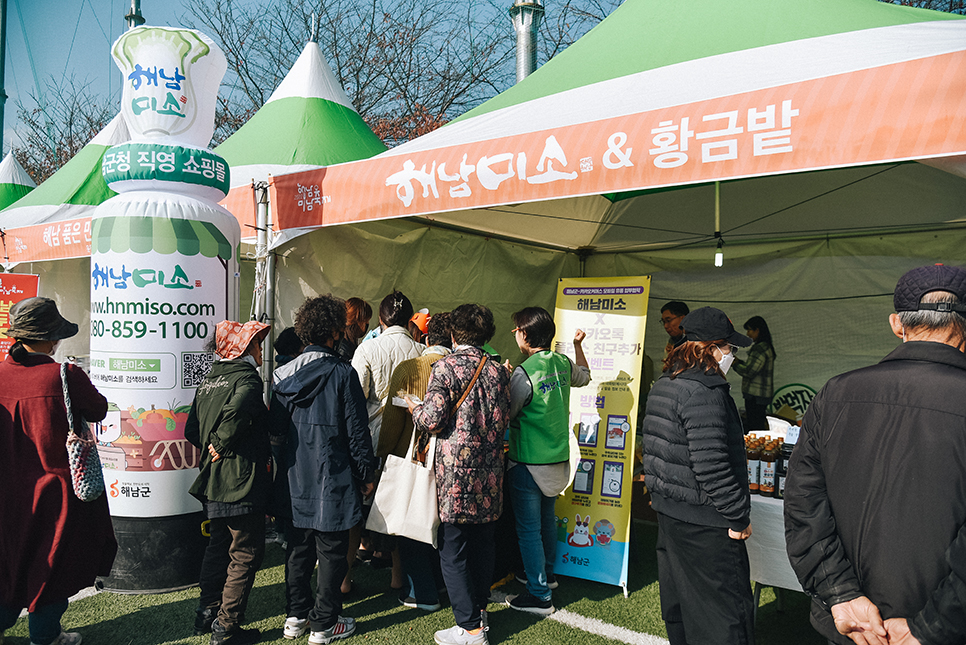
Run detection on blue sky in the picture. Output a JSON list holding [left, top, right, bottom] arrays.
[[4, 0, 186, 149]]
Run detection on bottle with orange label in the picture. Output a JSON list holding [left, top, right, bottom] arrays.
[[759, 442, 777, 496], [746, 439, 761, 494]]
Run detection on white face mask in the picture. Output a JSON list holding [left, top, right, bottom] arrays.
[[717, 349, 736, 375]]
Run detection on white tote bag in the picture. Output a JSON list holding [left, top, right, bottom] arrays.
[[366, 429, 439, 547]]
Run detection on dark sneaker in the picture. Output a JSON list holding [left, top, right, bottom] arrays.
[[210, 619, 261, 645], [506, 592, 554, 616], [195, 607, 219, 635], [514, 573, 559, 590]]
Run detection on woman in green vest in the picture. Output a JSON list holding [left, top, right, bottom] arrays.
[[504, 307, 590, 616]]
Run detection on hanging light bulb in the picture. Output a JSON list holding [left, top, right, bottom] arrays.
[[714, 234, 724, 267]]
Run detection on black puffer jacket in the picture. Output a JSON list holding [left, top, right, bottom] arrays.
[[784, 341, 966, 645], [641, 367, 750, 531]]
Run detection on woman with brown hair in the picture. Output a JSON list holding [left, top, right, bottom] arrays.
[[640, 307, 755, 645], [336, 298, 372, 362]]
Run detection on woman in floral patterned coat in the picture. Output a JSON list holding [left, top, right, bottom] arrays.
[[409, 303, 510, 645]]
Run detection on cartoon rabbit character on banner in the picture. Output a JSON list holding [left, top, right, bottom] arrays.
[[567, 514, 594, 547]]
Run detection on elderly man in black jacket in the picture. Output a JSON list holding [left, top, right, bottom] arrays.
[[785, 264, 966, 645]]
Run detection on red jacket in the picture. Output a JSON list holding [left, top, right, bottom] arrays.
[[0, 354, 117, 611]]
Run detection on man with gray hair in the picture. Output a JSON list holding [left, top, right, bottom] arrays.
[[784, 264, 966, 645]]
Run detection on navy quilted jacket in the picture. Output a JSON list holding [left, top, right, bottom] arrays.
[[640, 367, 750, 531]]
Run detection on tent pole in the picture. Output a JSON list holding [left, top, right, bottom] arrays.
[[254, 181, 273, 403], [264, 206, 276, 403]]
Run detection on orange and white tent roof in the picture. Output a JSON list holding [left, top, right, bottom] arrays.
[[268, 0, 966, 252]]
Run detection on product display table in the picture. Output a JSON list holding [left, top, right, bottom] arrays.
[[746, 495, 802, 592]]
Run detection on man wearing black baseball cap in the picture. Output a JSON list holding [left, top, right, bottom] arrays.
[[785, 264, 966, 645]]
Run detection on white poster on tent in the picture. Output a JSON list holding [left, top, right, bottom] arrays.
[[553, 276, 649, 594]]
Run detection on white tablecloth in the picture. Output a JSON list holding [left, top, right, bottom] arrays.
[[745, 496, 803, 592]]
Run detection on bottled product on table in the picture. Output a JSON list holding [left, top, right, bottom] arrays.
[[759, 442, 777, 496], [747, 438, 761, 494]]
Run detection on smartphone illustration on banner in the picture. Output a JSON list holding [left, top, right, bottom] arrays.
[[602, 461, 623, 498], [605, 415, 629, 450], [579, 413, 599, 447], [573, 459, 595, 495]]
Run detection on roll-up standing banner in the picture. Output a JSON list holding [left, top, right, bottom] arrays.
[[553, 276, 649, 596], [90, 26, 239, 592]]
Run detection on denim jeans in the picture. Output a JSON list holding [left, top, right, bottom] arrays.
[[0, 599, 69, 645], [508, 464, 557, 600]]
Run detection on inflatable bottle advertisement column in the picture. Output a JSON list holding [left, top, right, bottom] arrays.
[[89, 26, 239, 592]]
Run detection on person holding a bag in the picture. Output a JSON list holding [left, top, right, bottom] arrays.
[[0, 298, 117, 645], [273, 295, 377, 645], [375, 312, 452, 612], [408, 304, 511, 645]]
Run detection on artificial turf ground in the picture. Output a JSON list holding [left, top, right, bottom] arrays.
[[4, 522, 824, 645]]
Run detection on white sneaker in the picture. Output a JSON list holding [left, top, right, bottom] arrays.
[[284, 617, 309, 639], [308, 616, 355, 644], [433, 625, 488, 645]]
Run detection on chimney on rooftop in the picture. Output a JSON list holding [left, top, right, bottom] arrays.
[[509, 0, 544, 84]]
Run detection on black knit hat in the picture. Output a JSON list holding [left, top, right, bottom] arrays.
[[894, 264, 966, 314], [5, 297, 78, 342], [681, 307, 752, 347]]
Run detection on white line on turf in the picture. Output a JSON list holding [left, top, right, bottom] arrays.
[[550, 609, 670, 645], [490, 589, 670, 645]]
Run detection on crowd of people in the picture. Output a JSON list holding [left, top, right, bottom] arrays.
[[3, 263, 966, 645]]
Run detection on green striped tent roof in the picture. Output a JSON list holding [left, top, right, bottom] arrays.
[[92, 216, 233, 260]]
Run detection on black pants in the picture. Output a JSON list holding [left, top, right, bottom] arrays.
[[285, 526, 350, 632], [438, 521, 495, 630], [198, 512, 266, 630], [655, 512, 755, 645], [398, 536, 443, 604]]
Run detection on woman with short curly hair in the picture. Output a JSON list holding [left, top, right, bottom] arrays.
[[273, 295, 378, 644]]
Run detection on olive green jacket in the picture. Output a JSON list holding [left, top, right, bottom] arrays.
[[185, 359, 271, 504]]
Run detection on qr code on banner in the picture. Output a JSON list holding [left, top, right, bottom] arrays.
[[182, 352, 214, 388]]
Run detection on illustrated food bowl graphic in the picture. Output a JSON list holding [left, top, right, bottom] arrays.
[[95, 404, 199, 472]]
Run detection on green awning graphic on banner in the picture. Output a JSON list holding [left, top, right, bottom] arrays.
[[92, 216, 233, 260]]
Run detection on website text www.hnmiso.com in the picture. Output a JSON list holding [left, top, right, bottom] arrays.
[[92, 297, 216, 318]]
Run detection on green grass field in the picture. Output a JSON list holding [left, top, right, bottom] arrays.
[[4, 522, 824, 645]]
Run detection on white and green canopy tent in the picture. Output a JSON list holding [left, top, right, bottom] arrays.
[[263, 0, 966, 398], [0, 153, 36, 211], [217, 40, 387, 244]]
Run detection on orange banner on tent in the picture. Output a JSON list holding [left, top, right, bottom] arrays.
[[2, 218, 92, 263], [272, 51, 966, 231]]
